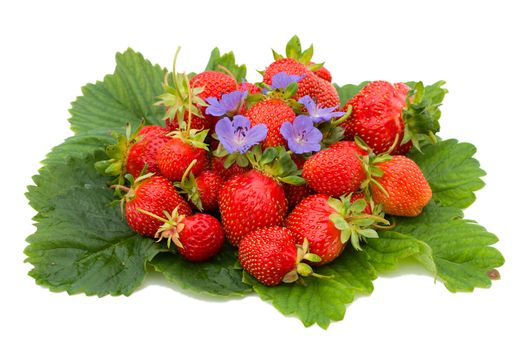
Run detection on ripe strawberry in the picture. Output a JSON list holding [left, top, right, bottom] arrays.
[[284, 183, 314, 210], [286, 193, 386, 263], [239, 227, 320, 286], [177, 168, 223, 212], [238, 81, 261, 94], [303, 141, 367, 197], [219, 170, 288, 246], [245, 99, 296, 148], [126, 126, 171, 178], [165, 111, 211, 132], [370, 155, 432, 217], [349, 192, 372, 215], [191, 71, 238, 102], [156, 137, 208, 181], [123, 176, 192, 237], [341, 81, 410, 154], [285, 194, 342, 264], [211, 156, 250, 180]]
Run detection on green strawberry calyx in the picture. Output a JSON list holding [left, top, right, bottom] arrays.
[[245, 145, 305, 185], [327, 193, 390, 251], [282, 238, 331, 283], [402, 81, 448, 151], [155, 47, 208, 131], [271, 35, 325, 72], [136, 206, 187, 249], [94, 121, 145, 186], [173, 159, 204, 211]]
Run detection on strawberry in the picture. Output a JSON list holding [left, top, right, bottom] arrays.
[[175, 161, 224, 212], [238, 81, 261, 95], [284, 183, 313, 209], [211, 156, 250, 180], [341, 81, 410, 154], [238, 227, 321, 286], [219, 169, 288, 246], [370, 155, 432, 217], [285, 193, 387, 263], [191, 71, 238, 102], [303, 141, 367, 197], [245, 99, 296, 148], [140, 208, 224, 262], [165, 111, 211, 132], [126, 126, 171, 178], [123, 175, 192, 237], [156, 137, 209, 181]]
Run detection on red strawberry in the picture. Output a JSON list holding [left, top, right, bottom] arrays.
[[239, 227, 320, 286], [370, 155, 432, 217], [238, 81, 261, 94], [286, 193, 385, 263], [165, 111, 211, 132], [156, 137, 208, 181], [127, 127, 171, 178], [219, 170, 288, 246], [341, 81, 410, 154], [211, 156, 250, 180], [303, 141, 366, 197], [349, 192, 372, 215], [285, 194, 342, 264], [123, 176, 192, 237], [245, 99, 296, 148], [191, 71, 238, 101], [314, 77, 340, 108], [284, 183, 313, 210]]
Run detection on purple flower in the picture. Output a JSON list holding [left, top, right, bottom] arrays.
[[298, 95, 346, 123], [280, 116, 323, 154], [205, 90, 248, 117], [271, 72, 304, 90], [215, 115, 268, 154]]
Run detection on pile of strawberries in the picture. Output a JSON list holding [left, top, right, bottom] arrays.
[[97, 37, 435, 286]]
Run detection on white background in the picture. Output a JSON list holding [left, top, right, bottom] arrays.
[[1, 0, 523, 348]]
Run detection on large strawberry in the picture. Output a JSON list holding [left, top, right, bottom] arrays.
[[245, 99, 296, 148], [219, 169, 288, 246], [303, 141, 367, 197], [341, 81, 410, 154], [370, 155, 432, 216], [285, 193, 386, 264], [238, 226, 321, 286], [122, 175, 192, 237]]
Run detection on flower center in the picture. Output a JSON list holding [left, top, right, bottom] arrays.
[[234, 126, 248, 145], [295, 129, 308, 145]]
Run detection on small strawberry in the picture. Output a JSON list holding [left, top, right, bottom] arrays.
[[219, 169, 288, 246], [139, 208, 224, 262], [175, 160, 223, 212], [302, 141, 367, 197], [238, 227, 322, 286], [165, 111, 211, 132], [156, 136, 209, 181], [121, 175, 192, 237], [284, 183, 313, 210], [238, 81, 261, 95], [245, 99, 296, 148], [311, 62, 332, 82], [285, 193, 388, 264], [126, 126, 171, 178], [370, 155, 432, 217], [190, 71, 238, 102]]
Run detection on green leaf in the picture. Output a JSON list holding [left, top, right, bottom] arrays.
[[151, 244, 253, 297], [285, 35, 302, 60], [409, 139, 486, 208], [25, 185, 161, 296], [69, 48, 167, 133], [334, 82, 369, 106], [243, 249, 376, 329], [393, 201, 504, 292], [205, 47, 247, 83]]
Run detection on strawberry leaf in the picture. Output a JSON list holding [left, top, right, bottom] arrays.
[[243, 250, 376, 329], [391, 201, 504, 292], [69, 48, 167, 133], [205, 47, 247, 83], [151, 244, 252, 297], [26, 188, 161, 296], [409, 139, 486, 208], [334, 82, 369, 106]]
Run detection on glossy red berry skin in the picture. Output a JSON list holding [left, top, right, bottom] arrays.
[[238, 227, 297, 286], [194, 170, 223, 212], [177, 214, 224, 262], [156, 138, 208, 181]]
